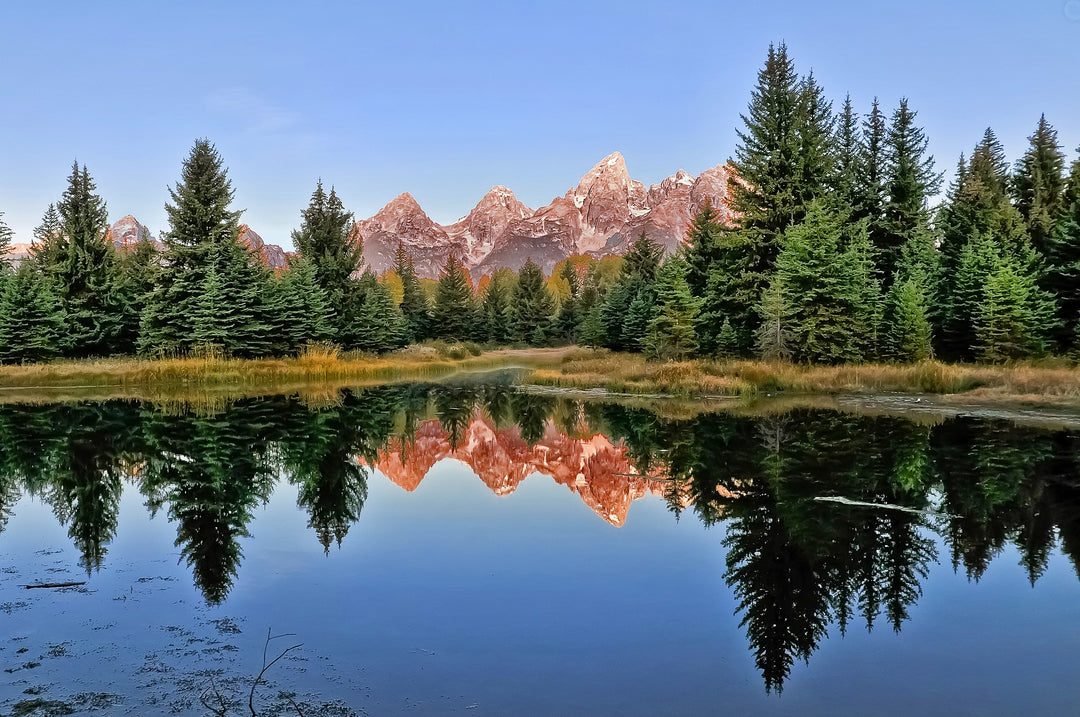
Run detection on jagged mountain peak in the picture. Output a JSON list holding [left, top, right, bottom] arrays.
[[356, 153, 736, 279]]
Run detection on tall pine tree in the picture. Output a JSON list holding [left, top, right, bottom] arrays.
[[56, 162, 125, 357], [1012, 115, 1066, 255]]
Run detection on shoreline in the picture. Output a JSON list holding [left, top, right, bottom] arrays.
[[0, 347, 1079, 421]]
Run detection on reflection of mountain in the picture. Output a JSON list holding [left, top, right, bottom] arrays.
[[365, 414, 665, 526]]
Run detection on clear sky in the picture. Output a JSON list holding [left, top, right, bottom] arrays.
[[2, 0, 1078, 247]]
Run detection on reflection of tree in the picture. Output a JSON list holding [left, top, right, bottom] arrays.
[[511, 393, 554, 447], [435, 386, 478, 450], [281, 388, 400, 553], [140, 401, 280, 605], [35, 404, 137, 573], [933, 419, 1056, 580]]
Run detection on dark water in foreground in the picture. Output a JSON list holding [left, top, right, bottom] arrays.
[[2, 381, 1080, 715]]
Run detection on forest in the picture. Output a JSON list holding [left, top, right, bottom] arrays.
[[0, 42, 1078, 366]]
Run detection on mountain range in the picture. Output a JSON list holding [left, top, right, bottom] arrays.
[[5, 152, 737, 279], [359, 152, 737, 278]]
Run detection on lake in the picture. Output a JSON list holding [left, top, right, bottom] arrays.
[[2, 379, 1080, 715]]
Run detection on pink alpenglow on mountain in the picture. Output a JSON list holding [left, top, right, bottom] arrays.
[[356, 152, 737, 279], [238, 224, 288, 269], [107, 215, 153, 249]]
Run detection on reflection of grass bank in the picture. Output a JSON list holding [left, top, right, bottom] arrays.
[[0, 345, 572, 405], [528, 350, 1080, 404]]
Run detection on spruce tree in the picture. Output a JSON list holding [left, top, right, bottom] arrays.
[[271, 257, 336, 354], [975, 261, 1053, 362], [885, 278, 934, 362], [56, 162, 125, 357], [851, 98, 890, 266], [755, 279, 792, 361], [291, 180, 364, 340], [479, 269, 514, 344], [878, 100, 941, 283], [770, 202, 880, 363], [0, 263, 67, 363], [728, 42, 803, 259], [511, 258, 555, 345], [683, 199, 727, 296], [942, 232, 1000, 360], [1012, 115, 1066, 255], [139, 140, 243, 356], [395, 243, 430, 343], [555, 261, 582, 343], [645, 257, 699, 360], [351, 273, 408, 353], [0, 211, 12, 270], [793, 71, 835, 210], [29, 203, 65, 272], [1046, 146, 1080, 349], [115, 236, 158, 354], [621, 289, 655, 353], [832, 94, 860, 203], [432, 254, 474, 340]]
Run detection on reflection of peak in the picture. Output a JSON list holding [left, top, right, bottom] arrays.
[[362, 414, 665, 526]]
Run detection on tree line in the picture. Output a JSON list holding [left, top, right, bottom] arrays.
[[1, 43, 1078, 364]]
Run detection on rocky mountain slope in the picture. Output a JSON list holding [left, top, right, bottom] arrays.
[[359, 152, 737, 278]]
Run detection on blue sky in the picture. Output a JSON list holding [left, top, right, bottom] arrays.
[[2, 0, 1079, 247]]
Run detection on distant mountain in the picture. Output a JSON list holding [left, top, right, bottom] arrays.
[[3, 217, 291, 271], [358, 152, 738, 279]]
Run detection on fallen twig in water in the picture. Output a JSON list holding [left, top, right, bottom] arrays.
[[23, 581, 87, 590]]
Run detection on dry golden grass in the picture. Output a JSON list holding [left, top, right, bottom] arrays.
[[528, 350, 1080, 403], [0, 345, 574, 406]]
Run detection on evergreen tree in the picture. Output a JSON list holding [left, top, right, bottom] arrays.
[[29, 203, 65, 272], [832, 94, 860, 203], [728, 42, 803, 263], [56, 162, 126, 357], [114, 237, 158, 354], [885, 278, 934, 361], [139, 140, 244, 356], [852, 98, 890, 259], [942, 232, 1000, 360], [621, 288, 656, 352], [975, 260, 1053, 362], [878, 100, 941, 283], [793, 71, 835, 210], [622, 232, 664, 283], [1046, 146, 1080, 349], [395, 243, 430, 343], [0, 211, 12, 270], [755, 279, 792, 361], [270, 257, 336, 354], [479, 269, 514, 344], [0, 263, 67, 363], [555, 261, 582, 343], [683, 199, 727, 296], [769, 202, 880, 363], [1012, 115, 1066, 255], [351, 273, 408, 352], [432, 254, 474, 340], [511, 258, 555, 345], [645, 257, 699, 360], [716, 319, 742, 359], [291, 180, 364, 340]]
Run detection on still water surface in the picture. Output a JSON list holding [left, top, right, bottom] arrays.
[[2, 381, 1080, 715]]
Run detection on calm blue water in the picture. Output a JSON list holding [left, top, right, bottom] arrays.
[[2, 384, 1079, 715]]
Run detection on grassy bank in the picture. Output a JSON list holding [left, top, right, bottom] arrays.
[[3, 346, 1080, 408], [527, 350, 1080, 404], [0, 345, 573, 404]]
